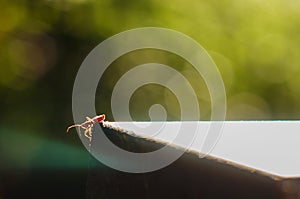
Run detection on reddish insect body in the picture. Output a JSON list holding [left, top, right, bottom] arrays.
[[67, 114, 105, 141]]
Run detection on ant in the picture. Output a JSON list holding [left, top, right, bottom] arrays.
[[66, 114, 105, 142]]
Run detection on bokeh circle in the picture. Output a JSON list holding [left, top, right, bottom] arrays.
[[72, 27, 226, 173]]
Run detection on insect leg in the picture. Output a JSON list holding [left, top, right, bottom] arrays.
[[66, 124, 82, 133], [88, 124, 94, 138], [84, 127, 92, 142]]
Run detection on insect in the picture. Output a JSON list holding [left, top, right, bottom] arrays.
[[66, 114, 105, 142]]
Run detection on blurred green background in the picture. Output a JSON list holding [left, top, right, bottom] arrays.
[[1, 0, 300, 198]]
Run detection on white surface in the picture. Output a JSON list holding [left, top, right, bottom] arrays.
[[109, 121, 300, 177]]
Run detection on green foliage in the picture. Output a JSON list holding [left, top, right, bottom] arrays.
[[1, 0, 300, 126]]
